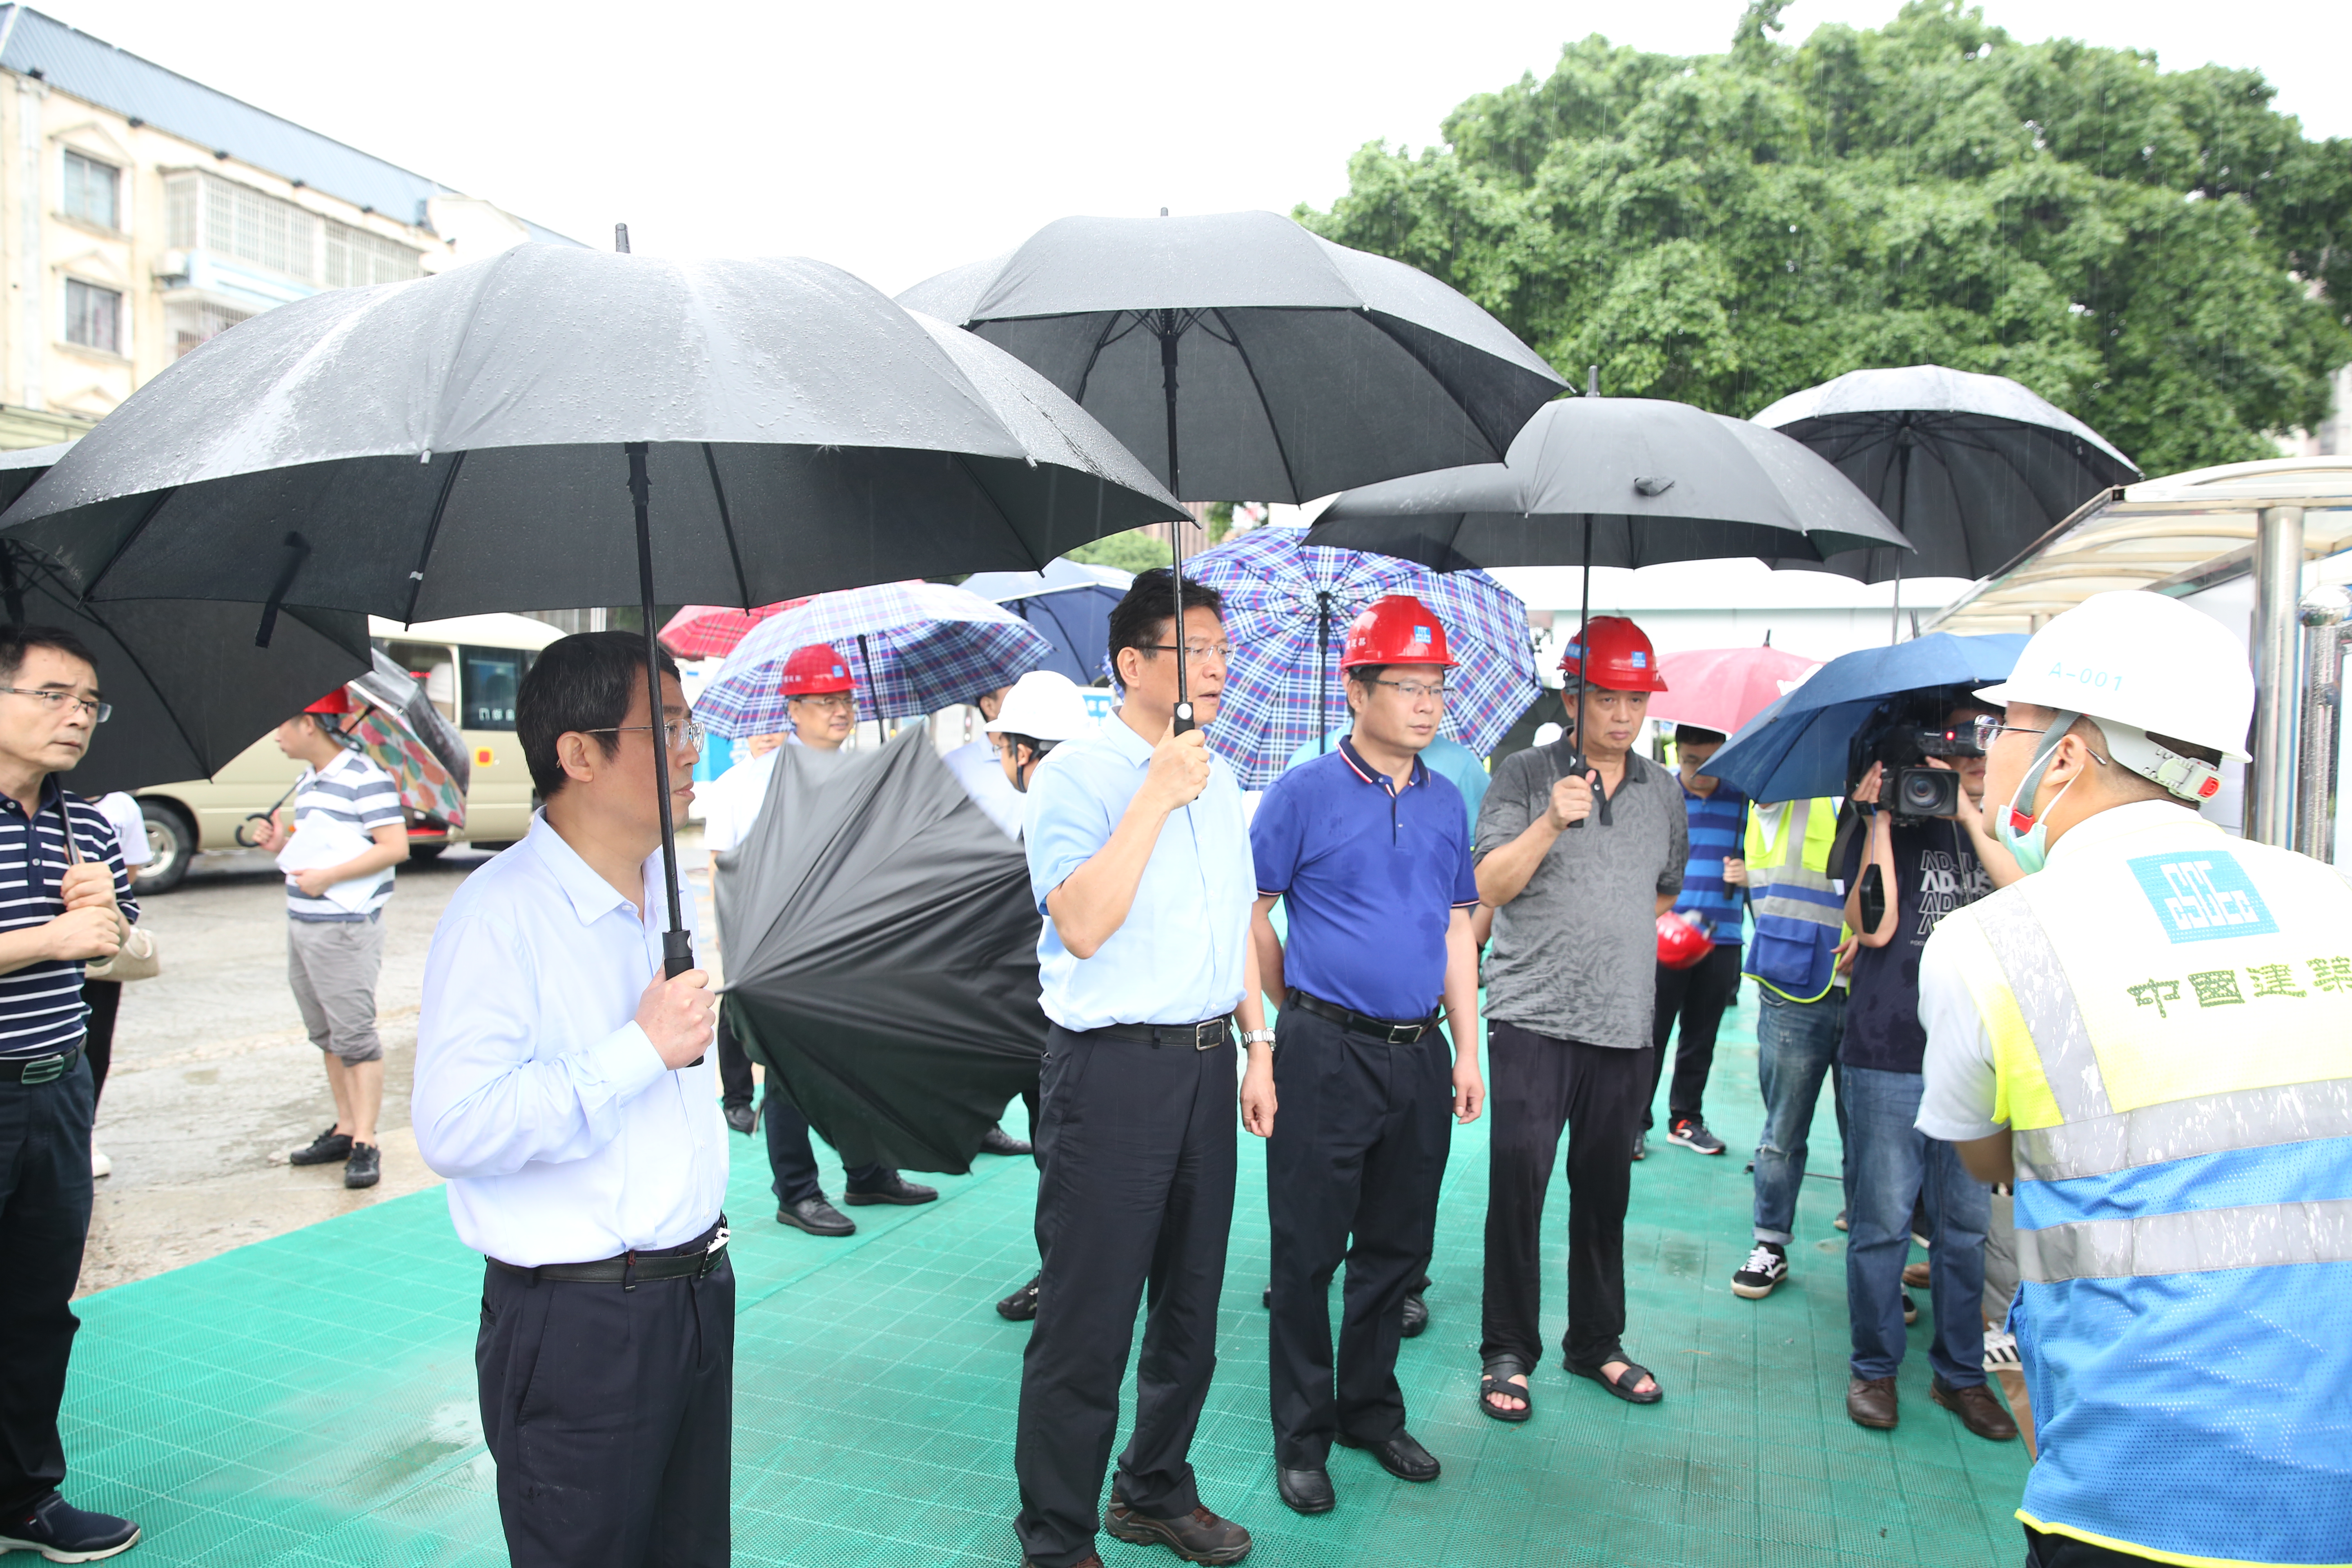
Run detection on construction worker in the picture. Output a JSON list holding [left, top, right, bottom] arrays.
[[1917, 590, 2352, 1568], [1474, 616, 1685, 1417], [1249, 596, 1484, 1516], [944, 683, 1029, 839], [1728, 789, 1849, 1299]]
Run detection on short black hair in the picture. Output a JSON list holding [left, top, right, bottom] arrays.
[[0, 624, 99, 688], [519, 631, 681, 798], [1106, 567, 1223, 689], [1675, 723, 1727, 746]]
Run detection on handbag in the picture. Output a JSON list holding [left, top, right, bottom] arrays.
[[65, 807, 160, 983]]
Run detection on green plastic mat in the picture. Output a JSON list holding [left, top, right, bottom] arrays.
[[63, 997, 2031, 1566]]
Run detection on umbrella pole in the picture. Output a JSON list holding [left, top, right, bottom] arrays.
[[1889, 435, 1912, 644], [627, 441, 695, 980], [1318, 591, 1332, 753], [1160, 315, 1194, 734], [856, 632, 880, 739]]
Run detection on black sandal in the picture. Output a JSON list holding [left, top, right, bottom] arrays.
[[1478, 1356, 1534, 1423], [1569, 1356, 1663, 1405]]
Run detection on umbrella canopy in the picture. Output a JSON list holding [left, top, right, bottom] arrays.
[[958, 559, 1132, 687], [1753, 365, 2140, 586], [346, 649, 471, 826], [1181, 526, 1540, 788], [1698, 632, 2029, 802], [898, 210, 1567, 505], [658, 600, 805, 661], [1648, 646, 1823, 739], [695, 581, 1053, 738], [717, 727, 1044, 1175], [0, 243, 1181, 975]]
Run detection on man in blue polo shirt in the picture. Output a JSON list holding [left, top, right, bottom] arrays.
[[1642, 723, 1748, 1159], [1013, 568, 1273, 1568], [1251, 597, 1484, 1518]]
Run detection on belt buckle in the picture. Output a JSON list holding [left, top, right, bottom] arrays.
[[1195, 1018, 1226, 1051], [1385, 1022, 1421, 1045], [20, 1052, 66, 1085]]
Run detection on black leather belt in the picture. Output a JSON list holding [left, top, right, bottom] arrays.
[[1088, 1015, 1234, 1051], [0, 1042, 83, 1084], [1287, 990, 1439, 1045], [489, 1217, 729, 1289]]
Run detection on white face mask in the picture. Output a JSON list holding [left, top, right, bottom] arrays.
[[1994, 711, 2083, 876]]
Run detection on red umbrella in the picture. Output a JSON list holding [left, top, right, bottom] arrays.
[[1648, 646, 1821, 737], [659, 599, 808, 659]]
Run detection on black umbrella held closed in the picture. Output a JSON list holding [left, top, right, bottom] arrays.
[[901, 209, 1568, 731], [715, 727, 1045, 1175], [0, 241, 1183, 978]]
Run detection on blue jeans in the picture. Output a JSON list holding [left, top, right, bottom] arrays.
[[1750, 987, 1846, 1245], [1842, 1065, 1989, 1388]]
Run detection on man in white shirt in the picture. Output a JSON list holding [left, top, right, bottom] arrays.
[[412, 632, 729, 1568], [942, 684, 1028, 839]]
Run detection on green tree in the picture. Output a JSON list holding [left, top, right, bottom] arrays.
[[1065, 504, 1233, 574], [1298, 0, 2352, 474]]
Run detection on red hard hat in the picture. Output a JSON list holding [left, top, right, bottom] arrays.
[[303, 688, 354, 716], [1341, 595, 1458, 669], [1657, 910, 1712, 970], [779, 644, 853, 697], [1561, 616, 1668, 693]]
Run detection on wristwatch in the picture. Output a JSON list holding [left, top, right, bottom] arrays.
[[1241, 1028, 1276, 1047]]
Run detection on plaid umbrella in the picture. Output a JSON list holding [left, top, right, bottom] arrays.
[[1184, 527, 1541, 788], [659, 599, 808, 660], [696, 580, 1053, 737]]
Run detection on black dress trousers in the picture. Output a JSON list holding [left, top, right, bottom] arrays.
[[0, 1055, 94, 1516], [475, 1240, 734, 1568], [1265, 1004, 1451, 1468], [1014, 1024, 1237, 1568], [1645, 942, 1742, 1129]]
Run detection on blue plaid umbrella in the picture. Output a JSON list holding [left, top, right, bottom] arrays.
[[696, 581, 1052, 737], [1184, 527, 1541, 788]]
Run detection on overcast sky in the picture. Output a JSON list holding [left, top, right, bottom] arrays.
[[35, 0, 2352, 294]]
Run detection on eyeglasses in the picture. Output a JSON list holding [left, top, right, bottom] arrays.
[[0, 687, 110, 723], [584, 716, 705, 751], [1372, 678, 1450, 703], [1151, 642, 1232, 666], [790, 693, 856, 713], [1971, 716, 2038, 750]]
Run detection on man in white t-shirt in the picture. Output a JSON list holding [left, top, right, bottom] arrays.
[[941, 685, 1027, 839]]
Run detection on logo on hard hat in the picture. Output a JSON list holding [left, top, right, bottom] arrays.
[[1630, 652, 1648, 668], [1413, 625, 1432, 644]]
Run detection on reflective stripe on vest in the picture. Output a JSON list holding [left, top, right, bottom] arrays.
[[1744, 797, 1844, 1000]]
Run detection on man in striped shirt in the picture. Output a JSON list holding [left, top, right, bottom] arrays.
[[252, 689, 409, 1191], [1642, 724, 1748, 1160], [0, 626, 142, 1562]]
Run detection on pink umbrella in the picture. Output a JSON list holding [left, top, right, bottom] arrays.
[[658, 599, 808, 660], [1648, 646, 1821, 737]]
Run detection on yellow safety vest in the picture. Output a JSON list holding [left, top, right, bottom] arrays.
[[1742, 797, 1846, 1002], [1931, 805, 2352, 1568]]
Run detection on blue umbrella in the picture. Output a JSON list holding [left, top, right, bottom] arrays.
[[1183, 526, 1541, 788], [958, 559, 1133, 687], [1699, 632, 2030, 802]]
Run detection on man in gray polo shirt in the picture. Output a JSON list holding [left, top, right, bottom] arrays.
[[1473, 618, 1685, 1421]]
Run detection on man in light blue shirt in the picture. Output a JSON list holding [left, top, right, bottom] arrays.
[[414, 632, 730, 1568], [1014, 569, 1273, 1568]]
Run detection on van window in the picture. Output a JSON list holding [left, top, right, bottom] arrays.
[[463, 647, 534, 731], [381, 640, 457, 725]]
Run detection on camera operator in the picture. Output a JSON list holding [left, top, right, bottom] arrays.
[[1838, 691, 2021, 1442]]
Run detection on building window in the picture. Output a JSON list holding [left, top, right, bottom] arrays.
[[62, 150, 119, 230], [165, 298, 250, 359], [65, 279, 122, 354], [163, 172, 318, 283], [326, 220, 423, 288]]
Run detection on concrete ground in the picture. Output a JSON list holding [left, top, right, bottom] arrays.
[[79, 826, 717, 1296]]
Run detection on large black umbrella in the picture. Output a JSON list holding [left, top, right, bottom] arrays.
[[900, 209, 1568, 728], [716, 726, 1044, 1175], [0, 445, 370, 797], [1751, 364, 2140, 630], [0, 243, 1182, 975]]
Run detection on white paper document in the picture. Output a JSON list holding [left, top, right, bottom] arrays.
[[276, 818, 379, 914]]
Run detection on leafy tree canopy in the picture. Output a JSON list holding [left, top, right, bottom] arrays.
[[1298, 0, 2352, 475]]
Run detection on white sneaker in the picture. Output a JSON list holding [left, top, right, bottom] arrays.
[[1983, 1328, 2020, 1372], [91, 1142, 112, 1178]]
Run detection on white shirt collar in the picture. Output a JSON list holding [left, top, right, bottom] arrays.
[[521, 811, 656, 927]]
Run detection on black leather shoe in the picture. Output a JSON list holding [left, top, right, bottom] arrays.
[[1336, 1429, 1439, 1483], [777, 1196, 855, 1236], [1399, 1290, 1429, 1338], [843, 1173, 938, 1206], [980, 1124, 1033, 1156], [996, 1275, 1041, 1321], [1104, 1497, 1252, 1564], [288, 1125, 351, 1166], [1276, 1464, 1334, 1514], [723, 1103, 757, 1135]]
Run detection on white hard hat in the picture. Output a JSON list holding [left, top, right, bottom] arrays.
[[1974, 590, 2253, 799], [986, 670, 1091, 743]]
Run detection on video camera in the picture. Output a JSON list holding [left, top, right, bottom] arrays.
[[1849, 689, 1986, 824]]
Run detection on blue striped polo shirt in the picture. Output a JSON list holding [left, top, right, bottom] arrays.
[[286, 749, 405, 922], [0, 781, 138, 1059], [1674, 777, 1748, 947]]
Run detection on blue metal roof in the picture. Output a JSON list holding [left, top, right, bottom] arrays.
[[0, 5, 578, 246]]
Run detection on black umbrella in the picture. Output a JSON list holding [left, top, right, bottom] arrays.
[[900, 208, 1568, 729], [716, 726, 1044, 1175], [0, 446, 370, 797], [1751, 364, 2140, 635], [0, 241, 1182, 976]]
